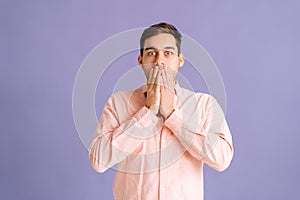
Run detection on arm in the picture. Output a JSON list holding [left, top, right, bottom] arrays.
[[164, 95, 234, 171], [88, 95, 159, 173]]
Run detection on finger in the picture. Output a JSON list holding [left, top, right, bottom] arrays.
[[155, 69, 162, 86], [153, 66, 160, 83], [149, 66, 159, 90], [160, 84, 165, 96], [164, 67, 174, 90], [168, 68, 175, 88], [155, 74, 162, 102], [147, 67, 154, 85], [161, 69, 168, 89]]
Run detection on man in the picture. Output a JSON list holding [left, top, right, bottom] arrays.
[[89, 22, 234, 200]]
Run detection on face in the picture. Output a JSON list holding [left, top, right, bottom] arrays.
[[138, 33, 184, 81]]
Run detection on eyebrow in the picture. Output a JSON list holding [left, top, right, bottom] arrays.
[[144, 46, 176, 51]]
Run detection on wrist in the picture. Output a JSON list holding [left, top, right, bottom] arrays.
[[149, 105, 159, 115]]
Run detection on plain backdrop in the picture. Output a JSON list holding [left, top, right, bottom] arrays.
[[1, 0, 299, 199]]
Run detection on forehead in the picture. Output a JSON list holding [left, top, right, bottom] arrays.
[[144, 33, 177, 50]]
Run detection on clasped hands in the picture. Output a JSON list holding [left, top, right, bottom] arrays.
[[145, 66, 176, 119]]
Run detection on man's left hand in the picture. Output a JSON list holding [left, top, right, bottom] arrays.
[[159, 67, 175, 119]]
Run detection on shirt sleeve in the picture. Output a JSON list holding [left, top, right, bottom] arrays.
[[88, 95, 159, 173], [164, 94, 234, 172]]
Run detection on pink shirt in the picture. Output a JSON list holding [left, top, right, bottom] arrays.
[[89, 82, 234, 200]]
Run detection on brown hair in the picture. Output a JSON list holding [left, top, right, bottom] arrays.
[[140, 22, 182, 56]]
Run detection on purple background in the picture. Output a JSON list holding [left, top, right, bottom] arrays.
[[1, 0, 300, 199]]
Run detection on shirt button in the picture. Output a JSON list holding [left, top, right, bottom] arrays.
[[162, 139, 166, 143], [162, 187, 165, 191]]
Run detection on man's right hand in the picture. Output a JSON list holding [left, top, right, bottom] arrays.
[[145, 66, 162, 115]]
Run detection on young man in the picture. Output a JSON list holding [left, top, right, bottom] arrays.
[[89, 22, 234, 200]]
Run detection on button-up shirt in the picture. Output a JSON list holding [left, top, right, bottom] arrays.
[[89, 81, 234, 200]]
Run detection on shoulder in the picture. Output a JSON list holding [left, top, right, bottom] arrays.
[[108, 85, 143, 106], [177, 86, 222, 115], [178, 85, 212, 103], [108, 90, 134, 106], [111, 89, 134, 99]]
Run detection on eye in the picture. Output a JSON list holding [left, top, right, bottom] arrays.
[[147, 51, 156, 56], [164, 51, 174, 56]]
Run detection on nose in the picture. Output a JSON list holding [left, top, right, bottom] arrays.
[[154, 51, 165, 66]]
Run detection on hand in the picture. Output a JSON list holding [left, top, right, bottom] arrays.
[[160, 67, 175, 119], [145, 66, 162, 115]]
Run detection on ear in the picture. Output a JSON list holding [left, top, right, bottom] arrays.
[[138, 55, 143, 68], [178, 53, 185, 67]]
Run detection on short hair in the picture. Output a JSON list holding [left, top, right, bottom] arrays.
[[140, 22, 182, 56]]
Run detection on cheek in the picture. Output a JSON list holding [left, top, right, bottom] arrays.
[[168, 61, 180, 71], [167, 64, 179, 79], [142, 57, 155, 65], [167, 58, 179, 66]]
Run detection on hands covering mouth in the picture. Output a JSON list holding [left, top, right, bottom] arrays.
[[146, 66, 176, 119]]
